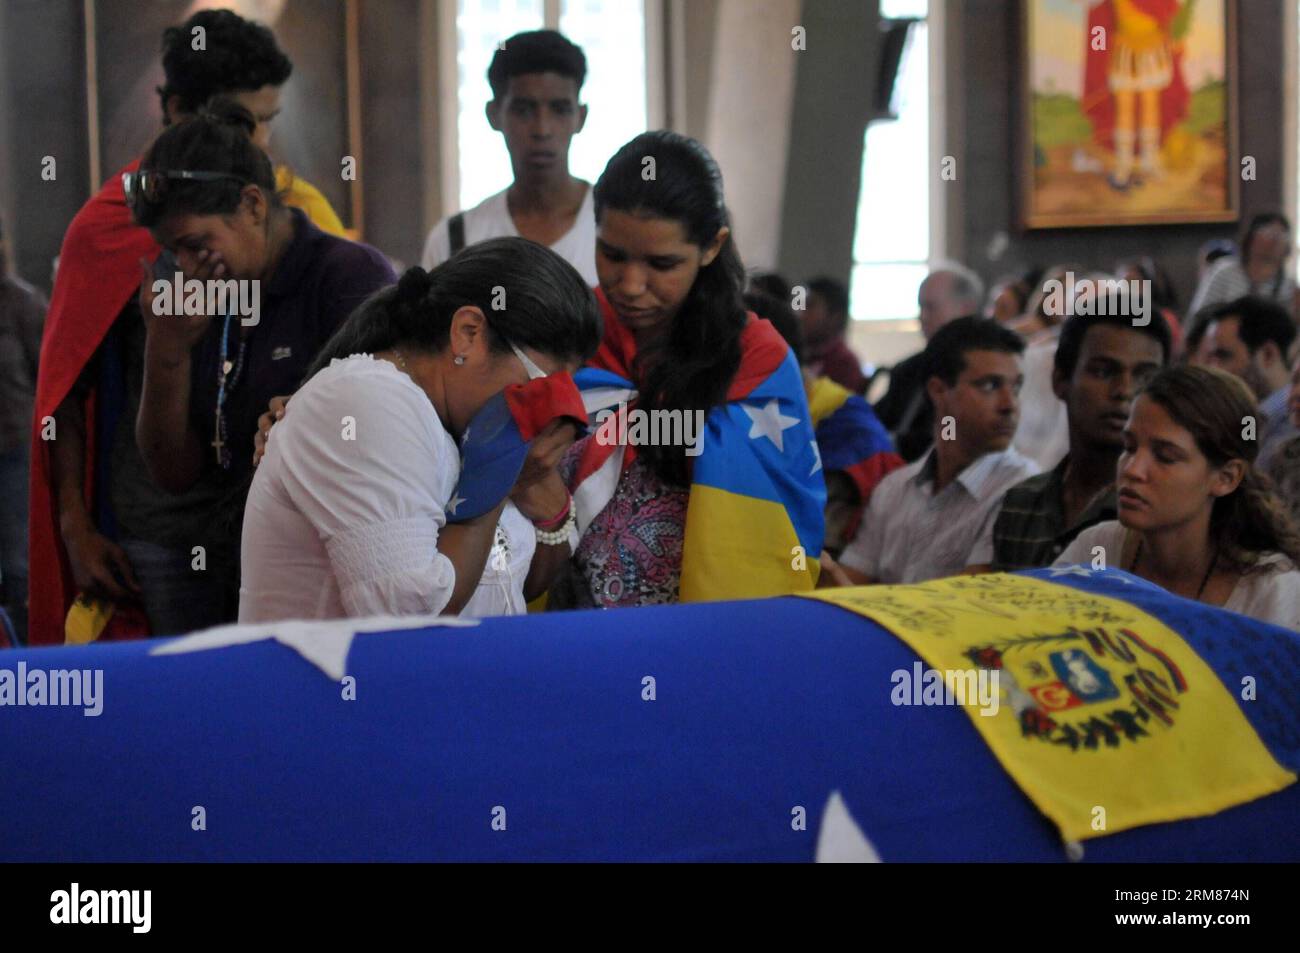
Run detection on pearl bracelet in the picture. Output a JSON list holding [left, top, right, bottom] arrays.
[[535, 506, 577, 547]]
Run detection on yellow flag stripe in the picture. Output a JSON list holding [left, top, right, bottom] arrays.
[[681, 484, 819, 602], [806, 376, 851, 429]]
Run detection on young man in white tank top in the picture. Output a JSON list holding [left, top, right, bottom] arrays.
[[421, 30, 597, 286]]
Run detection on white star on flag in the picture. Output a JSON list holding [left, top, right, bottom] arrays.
[[1049, 565, 1094, 578], [815, 791, 881, 863], [810, 440, 823, 476], [447, 492, 467, 515], [150, 614, 479, 680], [742, 398, 800, 453]]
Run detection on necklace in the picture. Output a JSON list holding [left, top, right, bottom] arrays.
[[1132, 540, 1219, 600], [390, 349, 409, 372], [213, 310, 249, 469]]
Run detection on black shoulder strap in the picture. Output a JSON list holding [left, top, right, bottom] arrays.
[[448, 212, 466, 256]]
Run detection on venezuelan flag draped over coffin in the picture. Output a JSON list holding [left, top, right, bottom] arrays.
[[1, 569, 1297, 862]]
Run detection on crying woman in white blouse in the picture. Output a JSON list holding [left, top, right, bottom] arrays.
[[237, 238, 602, 623]]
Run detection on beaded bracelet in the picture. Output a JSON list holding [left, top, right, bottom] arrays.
[[535, 507, 577, 547]]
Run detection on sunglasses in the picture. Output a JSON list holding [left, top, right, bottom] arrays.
[[122, 169, 247, 208], [508, 339, 549, 380]]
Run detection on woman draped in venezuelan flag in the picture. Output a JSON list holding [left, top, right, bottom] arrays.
[[549, 131, 825, 608]]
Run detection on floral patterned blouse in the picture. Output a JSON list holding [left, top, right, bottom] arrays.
[[550, 438, 690, 609]]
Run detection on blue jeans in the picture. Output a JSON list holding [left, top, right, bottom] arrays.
[[118, 537, 239, 637], [0, 444, 30, 645]]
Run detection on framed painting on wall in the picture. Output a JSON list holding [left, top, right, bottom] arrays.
[[1021, 0, 1238, 228], [85, 0, 362, 235]]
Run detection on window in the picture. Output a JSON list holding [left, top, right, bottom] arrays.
[[560, 1, 649, 188], [454, 0, 545, 211], [849, 0, 936, 321], [448, 0, 651, 212]]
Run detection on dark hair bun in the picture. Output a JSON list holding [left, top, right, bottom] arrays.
[[396, 266, 433, 305], [132, 94, 277, 229], [195, 97, 258, 138]]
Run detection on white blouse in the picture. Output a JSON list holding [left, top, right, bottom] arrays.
[[1055, 521, 1300, 632], [238, 355, 536, 623]]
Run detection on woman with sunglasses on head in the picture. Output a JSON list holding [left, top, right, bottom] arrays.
[[1055, 365, 1300, 631], [130, 101, 395, 627], [28, 20, 352, 646], [238, 239, 601, 622], [549, 131, 824, 609]]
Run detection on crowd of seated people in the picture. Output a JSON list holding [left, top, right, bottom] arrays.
[[814, 217, 1300, 630], [4, 9, 1299, 650]]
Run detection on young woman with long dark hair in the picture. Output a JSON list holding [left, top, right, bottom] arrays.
[[1056, 365, 1300, 630], [552, 131, 824, 608]]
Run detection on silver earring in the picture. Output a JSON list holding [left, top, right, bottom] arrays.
[[453, 354, 466, 366]]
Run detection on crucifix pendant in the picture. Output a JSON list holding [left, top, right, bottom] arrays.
[[212, 409, 225, 464]]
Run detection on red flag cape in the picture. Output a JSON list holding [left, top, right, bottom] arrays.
[[589, 286, 786, 405], [572, 287, 789, 483], [27, 160, 157, 645]]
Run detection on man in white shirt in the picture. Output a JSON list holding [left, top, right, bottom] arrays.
[[421, 30, 598, 286], [831, 317, 1040, 585]]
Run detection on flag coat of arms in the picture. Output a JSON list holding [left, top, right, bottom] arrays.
[[805, 568, 1299, 841]]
